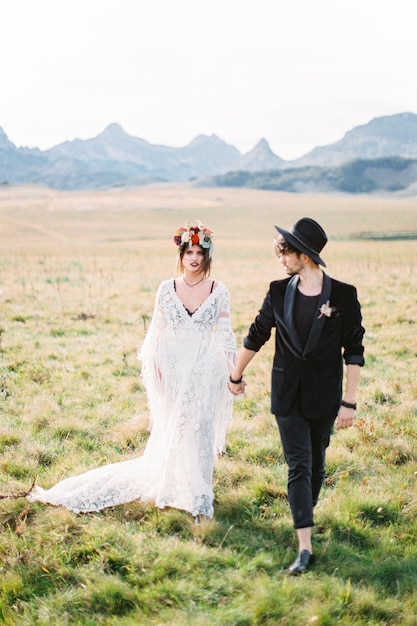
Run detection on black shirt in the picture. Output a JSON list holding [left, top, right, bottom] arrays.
[[294, 290, 319, 348]]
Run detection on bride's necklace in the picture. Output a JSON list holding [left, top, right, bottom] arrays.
[[183, 275, 205, 290]]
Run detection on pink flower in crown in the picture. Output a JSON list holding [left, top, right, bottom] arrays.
[[317, 300, 336, 319]]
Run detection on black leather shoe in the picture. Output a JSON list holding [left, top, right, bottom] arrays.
[[287, 549, 314, 575]]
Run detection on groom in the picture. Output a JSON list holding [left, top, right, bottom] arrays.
[[228, 217, 365, 574]]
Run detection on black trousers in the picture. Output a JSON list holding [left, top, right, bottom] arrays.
[[276, 408, 335, 529]]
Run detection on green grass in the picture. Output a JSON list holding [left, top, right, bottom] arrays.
[[1, 184, 417, 624]]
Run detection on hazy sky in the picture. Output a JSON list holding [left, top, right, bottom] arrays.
[[1, 0, 416, 160]]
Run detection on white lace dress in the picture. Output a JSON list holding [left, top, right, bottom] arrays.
[[28, 279, 236, 518]]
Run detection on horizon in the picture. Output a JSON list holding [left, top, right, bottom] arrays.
[[2, 110, 416, 162]]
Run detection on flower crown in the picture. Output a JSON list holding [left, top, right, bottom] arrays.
[[173, 221, 214, 257]]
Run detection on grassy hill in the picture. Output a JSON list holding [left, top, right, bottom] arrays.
[[204, 157, 417, 195]]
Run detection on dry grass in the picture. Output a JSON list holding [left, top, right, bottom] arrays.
[[1, 183, 417, 625]]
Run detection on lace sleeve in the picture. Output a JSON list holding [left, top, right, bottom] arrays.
[[137, 283, 167, 427], [217, 285, 237, 370]]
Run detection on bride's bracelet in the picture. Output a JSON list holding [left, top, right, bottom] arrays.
[[229, 374, 243, 384]]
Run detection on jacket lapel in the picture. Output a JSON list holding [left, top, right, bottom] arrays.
[[303, 272, 332, 356], [284, 275, 303, 355]]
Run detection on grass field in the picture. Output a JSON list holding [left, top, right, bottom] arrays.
[[1, 183, 417, 625]]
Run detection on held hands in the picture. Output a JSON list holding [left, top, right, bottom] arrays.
[[227, 374, 246, 396]]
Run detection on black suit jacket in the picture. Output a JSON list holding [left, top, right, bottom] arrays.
[[244, 273, 365, 420]]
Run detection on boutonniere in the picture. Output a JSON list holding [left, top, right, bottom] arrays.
[[317, 300, 337, 319]]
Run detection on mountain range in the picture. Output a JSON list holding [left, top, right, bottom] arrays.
[[1, 112, 417, 193]]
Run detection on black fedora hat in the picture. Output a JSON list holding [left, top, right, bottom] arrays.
[[275, 217, 328, 267]]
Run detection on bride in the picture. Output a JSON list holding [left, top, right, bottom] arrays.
[[28, 222, 237, 520]]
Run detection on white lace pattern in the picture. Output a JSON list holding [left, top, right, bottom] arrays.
[[28, 279, 236, 518]]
